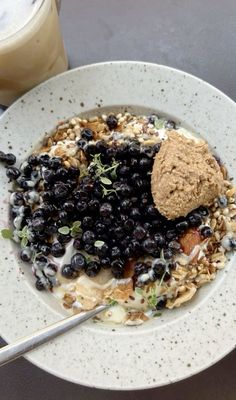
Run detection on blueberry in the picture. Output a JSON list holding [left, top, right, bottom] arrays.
[[120, 199, 132, 211], [156, 299, 166, 310], [200, 226, 213, 238], [166, 229, 177, 240], [73, 238, 82, 250], [40, 244, 51, 256], [118, 183, 132, 197], [106, 115, 118, 130], [130, 240, 142, 256], [188, 212, 202, 227], [146, 204, 159, 217], [100, 257, 111, 269], [100, 202, 113, 217], [42, 169, 55, 183], [76, 201, 88, 214], [111, 259, 124, 278], [82, 230, 95, 244], [40, 203, 55, 217], [49, 157, 62, 169], [134, 178, 148, 190], [74, 189, 89, 202], [85, 261, 101, 277], [71, 253, 87, 271], [163, 248, 173, 259], [133, 225, 146, 240], [57, 233, 72, 244], [68, 167, 80, 180], [4, 153, 16, 165], [148, 114, 158, 124], [53, 182, 69, 199], [43, 263, 57, 277], [130, 157, 139, 170], [62, 201, 75, 213], [6, 166, 21, 180], [95, 242, 109, 257], [95, 140, 108, 155], [10, 192, 24, 206], [168, 240, 181, 252], [61, 264, 78, 279], [152, 143, 161, 155], [55, 168, 68, 182], [130, 208, 141, 220], [51, 242, 65, 257], [124, 218, 135, 231], [110, 227, 122, 240], [94, 221, 106, 234], [20, 162, 32, 176], [39, 153, 50, 167], [116, 165, 129, 178], [84, 243, 95, 254], [134, 262, 149, 276], [123, 246, 133, 258], [140, 146, 155, 158], [81, 128, 94, 141], [142, 238, 157, 253], [217, 196, 227, 209], [77, 138, 88, 150], [152, 259, 166, 274], [128, 143, 140, 156], [82, 216, 94, 229], [20, 248, 32, 262], [58, 210, 69, 225], [35, 255, 48, 268], [35, 277, 48, 291], [32, 217, 45, 232], [111, 246, 121, 259], [84, 144, 97, 158], [139, 157, 152, 171], [42, 190, 54, 202], [102, 216, 113, 226], [28, 155, 39, 166], [165, 120, 176, 129], [175, 221, 189, 233]]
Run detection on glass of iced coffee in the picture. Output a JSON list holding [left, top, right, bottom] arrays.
[[0, 0, 68, 106]]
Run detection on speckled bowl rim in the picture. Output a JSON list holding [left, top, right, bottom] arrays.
[[0, 61, 236, 390]]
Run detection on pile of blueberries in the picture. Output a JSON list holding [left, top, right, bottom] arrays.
[[0, 115, 212, 291]]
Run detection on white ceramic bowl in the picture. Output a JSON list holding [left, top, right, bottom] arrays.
[[0, 62, 236, 390]]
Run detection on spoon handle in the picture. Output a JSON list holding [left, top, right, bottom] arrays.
[[0, 305, 108, 367]]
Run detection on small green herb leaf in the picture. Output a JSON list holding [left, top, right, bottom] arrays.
[[72, 221, 81, 230], [58, 226, 70, 235], [0, 228, 13, 239], [32, 251, 42, 263], [107, 298, 118, 306], [94, 240, 105, 248], [101, 185, 117, 197], [153, 312, 162, 317], [135, 287, 143, 296], [154, 118, 165, 129], [159, 270, 167, 287], [100, 176, 112, 185], [21, 236, 28, 248]]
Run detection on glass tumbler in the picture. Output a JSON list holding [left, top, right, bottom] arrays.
[[0, 0, 68, 106]]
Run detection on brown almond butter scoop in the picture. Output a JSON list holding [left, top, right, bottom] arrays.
[[151, 131, 224, 220]]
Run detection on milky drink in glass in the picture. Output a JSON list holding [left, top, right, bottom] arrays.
[[0, 0, 68, 106]]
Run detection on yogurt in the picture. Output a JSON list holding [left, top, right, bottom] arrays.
[[0, 0, 43, 41]]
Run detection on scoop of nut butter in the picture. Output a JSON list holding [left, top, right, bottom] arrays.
[[151, 131, 224, 220]]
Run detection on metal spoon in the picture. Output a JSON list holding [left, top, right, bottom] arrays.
[[0, 304, 109, 367]]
